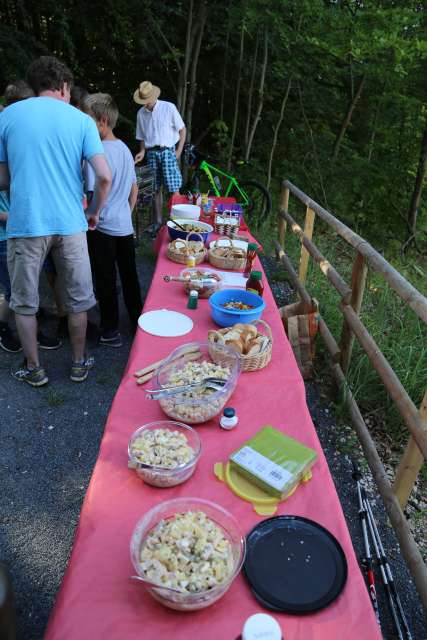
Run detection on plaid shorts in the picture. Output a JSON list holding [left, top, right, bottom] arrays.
[[146, 147, 182, 193]]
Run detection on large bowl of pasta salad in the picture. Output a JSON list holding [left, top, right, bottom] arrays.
[[130, 497, 246, 610]]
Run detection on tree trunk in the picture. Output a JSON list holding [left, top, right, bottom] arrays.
[[146, 13, 181, 98], [332, 75, 366, 160], [219, 2, 232, 123], [406, 122, 427, 240], [267, 76, 292, 189], [244, 31, 259, 150], [185, 2, 208, 143], [245, 29, 268, 162], [227, 22, 245, 171], [178, 0, 194, 114]]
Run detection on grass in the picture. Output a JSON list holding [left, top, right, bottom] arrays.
[[257, 210, 427, 446]]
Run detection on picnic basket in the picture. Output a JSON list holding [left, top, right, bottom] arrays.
[[208, 319, 273, 372], [167, 233, 206, 265], [213, 211, 241, 236], [208, 237, 247, 271]]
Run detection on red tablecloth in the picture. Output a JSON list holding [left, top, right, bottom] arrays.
[[45, 220, 381, 639]]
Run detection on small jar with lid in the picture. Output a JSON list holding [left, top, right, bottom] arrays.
[[243, 242, 258, 277], [220, 407, 238, 430], [238, 613, 283, 640], [246, 270, 264, 297], [187, 289, 198, 309], [186, 254, 196, 268]]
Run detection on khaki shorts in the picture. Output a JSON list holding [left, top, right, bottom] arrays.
[[7, 233, 96, 315]]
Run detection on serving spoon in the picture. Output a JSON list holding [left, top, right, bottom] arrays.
[[130, 575, 183, 594]]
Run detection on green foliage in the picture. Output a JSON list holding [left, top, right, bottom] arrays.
[[263, 220, 427, 444]]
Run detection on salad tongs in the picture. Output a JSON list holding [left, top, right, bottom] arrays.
[[145, 377, 227, 400]]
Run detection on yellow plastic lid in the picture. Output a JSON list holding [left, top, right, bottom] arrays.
[[214, 461, 312, 516]]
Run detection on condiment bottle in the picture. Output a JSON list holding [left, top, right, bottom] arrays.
[[220, 407, 238, 430], [243, 243, 258, 277], [246, 270, 264, 297], [239, 613, 283, 640], [186, 254, 196, 268], [187, 289, 198, 309]]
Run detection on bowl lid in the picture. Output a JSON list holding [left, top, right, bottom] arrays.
[[243, 515, 347, 613]]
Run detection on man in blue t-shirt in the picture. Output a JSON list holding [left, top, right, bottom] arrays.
[[0, 56, 112, 386]]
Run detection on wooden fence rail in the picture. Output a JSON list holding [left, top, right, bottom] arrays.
[[275, 180, 427, 616]]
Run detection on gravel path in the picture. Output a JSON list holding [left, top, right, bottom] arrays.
[[0, 250, 425, 639]]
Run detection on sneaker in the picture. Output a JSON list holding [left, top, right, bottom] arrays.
[[38, 331, 62, 350], [11, 360, 48, 387], [0, 325, 22, 353], [99, 330, 122, 348], [70, 355, 95, 383]]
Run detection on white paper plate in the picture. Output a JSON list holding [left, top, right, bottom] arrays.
[[138, 310, 193, 337], [209, 238, 248, 251]]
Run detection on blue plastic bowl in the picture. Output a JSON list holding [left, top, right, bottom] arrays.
[[167, 219, 213, 244], [209, 289, 266, 327]]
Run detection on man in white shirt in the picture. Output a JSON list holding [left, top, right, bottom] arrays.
[[133, 81, 186, 224]]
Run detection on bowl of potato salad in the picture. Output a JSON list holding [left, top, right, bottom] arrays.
[[130, 497, 246, 610], [128, 421, 202, 487], [154, 342, 241, 424]]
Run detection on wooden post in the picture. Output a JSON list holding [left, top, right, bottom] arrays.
[[394, 388, 427, 509], [278, 185, 289, 248], [340, 251, 368, 374], [298, 206, 315, 286]]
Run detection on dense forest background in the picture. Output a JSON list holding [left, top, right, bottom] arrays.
[[1, 0, 427, 263]]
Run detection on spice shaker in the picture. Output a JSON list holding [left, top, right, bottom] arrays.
[[187, 289, 198, 309], [220, 407, 238, 430]]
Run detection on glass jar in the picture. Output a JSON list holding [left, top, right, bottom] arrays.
[[246, 271, 264, 297]]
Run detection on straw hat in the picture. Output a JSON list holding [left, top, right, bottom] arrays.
[[133, 81, 161, 105]]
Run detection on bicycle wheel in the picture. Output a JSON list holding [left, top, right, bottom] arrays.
[[240, 180, 272, 227]]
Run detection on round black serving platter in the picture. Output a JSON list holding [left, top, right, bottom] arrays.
[[243, 515, 348, 614]]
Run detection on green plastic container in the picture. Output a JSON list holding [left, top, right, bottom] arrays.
[[229, 426, 317, 499]]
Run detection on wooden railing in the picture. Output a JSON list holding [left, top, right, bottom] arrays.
[[275, 179, 427, 615]]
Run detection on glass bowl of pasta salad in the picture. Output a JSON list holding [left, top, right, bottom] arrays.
[[154, 342, 241, 424], [128, 421, 201, 487], [130, 497, 246, 610]]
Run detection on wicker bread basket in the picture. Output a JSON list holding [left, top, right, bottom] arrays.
[[213, 212, 241, 236], [167, 232, 206, 265], [208, 236, 247, 271], [208, 319, 272, 372]]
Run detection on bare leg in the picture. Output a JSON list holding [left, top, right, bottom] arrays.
[[15, 314, 39, 368], [153, 189, 163, 225], [68, 311, 87, 362], [0, 297, 10, 324]]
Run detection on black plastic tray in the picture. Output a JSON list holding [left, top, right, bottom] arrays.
[[243, 515, 348, 614]]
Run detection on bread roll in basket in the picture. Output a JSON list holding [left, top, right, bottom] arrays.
[[208, 319, 272, 371]]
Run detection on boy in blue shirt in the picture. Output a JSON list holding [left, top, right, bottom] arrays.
[[85, 93, 142, 347]]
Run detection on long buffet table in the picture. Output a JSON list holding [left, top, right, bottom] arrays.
[[45, 203, 381, 640]]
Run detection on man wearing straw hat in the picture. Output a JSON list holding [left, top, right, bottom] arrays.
[[133, 81, 186, 226]]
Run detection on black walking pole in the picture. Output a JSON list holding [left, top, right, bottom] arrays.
[[352, 460, 381, 628], [362, 489, 404, 640], [364, 493, 413, 640]]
